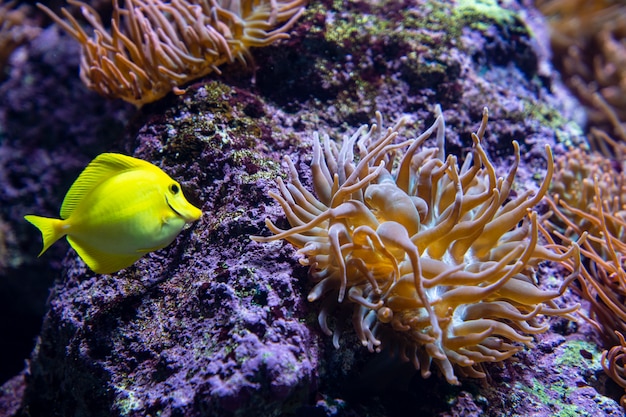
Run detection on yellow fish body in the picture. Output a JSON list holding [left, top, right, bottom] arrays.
[[25, 153, 202, 274]]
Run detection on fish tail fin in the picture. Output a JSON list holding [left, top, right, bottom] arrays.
[[24, 215, 66, 256]]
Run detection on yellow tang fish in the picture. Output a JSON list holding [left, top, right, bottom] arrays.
[[24, 153, 202, 274]]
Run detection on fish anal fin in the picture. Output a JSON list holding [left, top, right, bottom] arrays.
[[67, 236, 143, 274], [60, 153, 159, 219]]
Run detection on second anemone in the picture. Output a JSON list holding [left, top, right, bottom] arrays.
[[253, 107, 580, 384]]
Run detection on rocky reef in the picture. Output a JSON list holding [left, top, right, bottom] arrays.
[[1, 0, 624, 416]]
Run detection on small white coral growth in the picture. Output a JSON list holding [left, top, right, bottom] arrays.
[[253, 107, 580, 384]]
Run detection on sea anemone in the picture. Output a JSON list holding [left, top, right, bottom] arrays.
[[546, 145, 626, 406], [547, 174, 626, 345], [537, 0, 626, 138], [38, 0, 306, 106], [253, 107, 580, 384], [603, 331, 626, 408], [547, 147, 626, 240], [0, 0, 40, 73]]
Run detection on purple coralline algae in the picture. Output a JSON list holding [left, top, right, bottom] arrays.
[[1, 0, 624, 416]]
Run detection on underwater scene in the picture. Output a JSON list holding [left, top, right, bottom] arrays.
[[1, 0, 626, 415]]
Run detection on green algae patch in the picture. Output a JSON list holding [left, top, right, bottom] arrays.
[[554, 339, 603, 371], [400, 0, 464, 44], [231, 149, 282, 184], [510, 340, 606, 417], [515, 378, 583, 417], [520, 101, 585, 149], [322, 12, 393, 49], [163, 80, 274, 158], [454, 0, 517, 32]]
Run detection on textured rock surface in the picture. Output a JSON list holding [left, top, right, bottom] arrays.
[[1, 0, 623, 416]]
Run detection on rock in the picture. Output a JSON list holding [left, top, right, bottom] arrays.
[[1, 0, 622, 416]]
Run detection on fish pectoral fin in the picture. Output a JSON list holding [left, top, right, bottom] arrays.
[[67, 236, 143, 274]]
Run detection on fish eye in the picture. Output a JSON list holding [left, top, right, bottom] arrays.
[[169, 184, 180, 194]]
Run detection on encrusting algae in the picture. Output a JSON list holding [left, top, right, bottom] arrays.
[[25, 153, 202, 274], [252, 107, 581, 384]]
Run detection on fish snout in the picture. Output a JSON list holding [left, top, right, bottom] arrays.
[[167, 195, 202, 223], [183, 204, 203, 223]]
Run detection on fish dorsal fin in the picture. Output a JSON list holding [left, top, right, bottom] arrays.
[[60, 153, 158, 219]]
